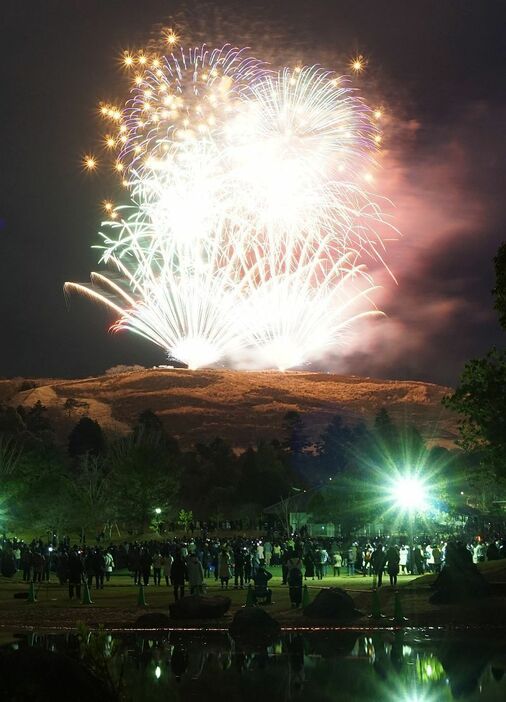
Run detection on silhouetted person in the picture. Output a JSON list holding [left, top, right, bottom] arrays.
[[385, 545, 400, 587], [68, 549, 84, 600], [371, 544, 386, 588], [171, 551, 186, 600]]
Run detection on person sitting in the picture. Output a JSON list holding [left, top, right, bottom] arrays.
[[253, 563, 273, 604]]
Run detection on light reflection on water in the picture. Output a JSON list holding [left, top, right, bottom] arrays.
[[4, 628, 506, 701]]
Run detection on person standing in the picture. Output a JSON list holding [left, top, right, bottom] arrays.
[[332, 551, 342, 577], [21, 548, 32, 582], [93, 548, 106, 590], [399, 545, 409, 575], [432, 544, 442, 573], [31, 551, 45, 584], [256, 541, 265, 563], [303, 549, 315, 580], [152, 552, 163, 586], [139, 548, 152, 586], [347, 544, 357, 576], [243, 547, 252, 584], [414, 545, 425, 575], [287, 551, 304, 608], [320, 546, 329, 578], [162, 552, 174, 586], [187, 553, 205, 595], [129, 547, 141, 585], [56, 550, 69, 585], [13, 545, 21, 571], [171, 551, 187, 600], [68, 548, 84, 600], [218, 548, 231, 590], [264, 540, 272, 566], [104, 549, 115, 582], [371, 544, 386, 588], [314, 548, 323, 580], [233, 546, 245, 589], [84, 549, 94, 589], [385, 545, 400, 587]]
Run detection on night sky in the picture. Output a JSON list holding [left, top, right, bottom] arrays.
[[1, 0, 505, 385]]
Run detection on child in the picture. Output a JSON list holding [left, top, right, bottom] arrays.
[[333, 551, 342, 577]]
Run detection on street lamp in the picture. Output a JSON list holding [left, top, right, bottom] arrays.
[[389, 473, 430, 575], [391, 475, 429, 513], [154, 507, 162, 515]]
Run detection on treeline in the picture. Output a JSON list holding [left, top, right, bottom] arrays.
[[0, 397, 482, 538]]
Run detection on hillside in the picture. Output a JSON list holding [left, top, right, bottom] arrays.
[[1, 369, 458, 448]]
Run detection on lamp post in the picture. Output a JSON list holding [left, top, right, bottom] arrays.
[[154, 507, 162, 535]]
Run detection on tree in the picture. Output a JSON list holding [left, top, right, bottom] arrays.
[[63, 454, 113, 538], [63, 397, 89, 417], [179, 438, 238, 517], [178, 509, 193, 532], [318, 414, 358, 478], [443, 349, 506, 475], [68, 417, 106, 458], [236, 442, 295, 509], [444, 242, 506, 477], [373, 408, 400, 454], [108, 430, 180, 532], [136, 409, 163, 433], [0, 405, 25, 435], [493, 241, 506, 329], [134, 411, 180, 455], [282, 411, 309, 454], [25, 400, 53, 436]]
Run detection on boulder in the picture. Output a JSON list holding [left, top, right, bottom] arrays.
[[303, 587, 362, 620], [229, 606, 281, 640], [430, 541, 492, 605], [0, 554, 16, 578], [168, 595, 231, 619], [135, 612, 171, 628], [429, 564, 491, 604]]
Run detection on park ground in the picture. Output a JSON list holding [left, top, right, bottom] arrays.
[[2, 561, 506, 635]]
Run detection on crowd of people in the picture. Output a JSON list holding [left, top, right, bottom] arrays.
[[2, 533, 506, 603]]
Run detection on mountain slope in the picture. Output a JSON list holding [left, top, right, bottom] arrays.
[[4, 369, 457, 448]]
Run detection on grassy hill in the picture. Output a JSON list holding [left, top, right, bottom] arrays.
[[1, 368, 457, 448]]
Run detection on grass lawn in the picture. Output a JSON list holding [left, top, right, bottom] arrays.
[[2, 562, 506, 630], [0, 567, 420, 629]]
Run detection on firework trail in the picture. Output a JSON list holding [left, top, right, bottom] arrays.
[[67, 38, 393, 370]]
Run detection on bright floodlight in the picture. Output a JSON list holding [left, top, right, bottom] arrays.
[[390, 475, 429, 513], [154, 507, 162, 515]]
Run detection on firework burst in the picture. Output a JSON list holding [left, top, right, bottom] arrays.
[[68, 39, 393, 370]]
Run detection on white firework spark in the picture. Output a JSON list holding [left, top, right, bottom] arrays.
[[68, 42, 393, 370]]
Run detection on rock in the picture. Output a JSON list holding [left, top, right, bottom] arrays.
[[229, 606, 281, 640], [168, 595, 231, 619], [135, 612, 171, 628], [429, 564, 491, 604], [0, 554, 16, 577], [430, 541, 492, 605], [303, 587, 362, 620], [0, 647, 114, 702]]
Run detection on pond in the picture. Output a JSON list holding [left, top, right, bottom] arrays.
[[2, 628, 506, 701]]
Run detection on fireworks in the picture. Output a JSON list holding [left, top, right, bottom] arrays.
[[67, 40, 393, 370]]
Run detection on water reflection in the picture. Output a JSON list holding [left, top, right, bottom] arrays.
[[4, 629, 506, 701]]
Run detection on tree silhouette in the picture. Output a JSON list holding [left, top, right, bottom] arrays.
[[68, 417, 105, 458]]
